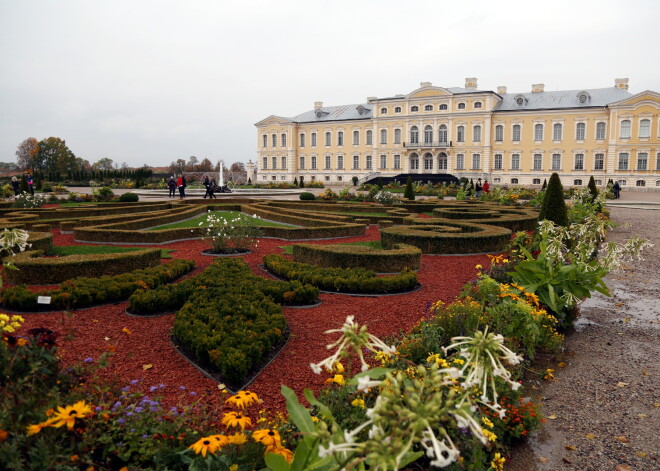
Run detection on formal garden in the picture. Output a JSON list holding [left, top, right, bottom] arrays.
[[0, 174, 650, 470]]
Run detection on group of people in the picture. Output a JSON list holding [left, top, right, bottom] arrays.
[[10, 174, 34, 197], [475, 178, 490, 197], [166, 174, 219, 199]]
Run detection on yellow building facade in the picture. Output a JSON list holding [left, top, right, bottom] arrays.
[[254, 78, 660, 189]]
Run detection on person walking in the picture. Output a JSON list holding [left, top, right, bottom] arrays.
[[11, 176, 20, 196], [613, 181, 621, 199], [26, 174, 34, 196], [475, 178, 483, 197], [168, 175, 176, 198], [483, 179, 490, 193], [177, 174, 185, 199]]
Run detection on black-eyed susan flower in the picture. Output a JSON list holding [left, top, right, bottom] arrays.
[[225, 390, 260, 409], [490, 452, 505, 471], [253, 429, 281, 448], [50, 400, 93, 430], [221, 412, 252, 430], [189, 436, 219, 457], [266, 445, 293, 463], [227, 432, 248, 445]]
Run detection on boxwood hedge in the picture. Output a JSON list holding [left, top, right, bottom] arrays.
[[292, 242, 421, 273]]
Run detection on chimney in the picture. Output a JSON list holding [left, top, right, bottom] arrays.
[[420, 81, 432, 88], [532, 83, 545, 93], [615, 78, 629, 90], [497, 85, 507, 95], [465, 77, 478, 90], [366, 96, 377, 103], [314, 101, 323, 109]]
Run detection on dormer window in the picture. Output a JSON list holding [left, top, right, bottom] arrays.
[[411, 105, 419, 112], [458, 103, 466, 109], [380, 107, 388, 114], [577, 91, 591, 104], [315, 110, 323, 118], [514, 94, 527, 107], [356, 105, 366, 115], [424, 105, 433, 111]]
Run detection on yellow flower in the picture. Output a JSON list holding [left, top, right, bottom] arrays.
[[229, 465, 238, 471], [332, 362, 344, 373], [475, 264, 483, 270], [253, 429, 282, 448], [50, 401, 93, 430], [324, 374, 345, 386], [266, 446, 293, 463], [351, 398, 366, 408], [374, 350, 391, 365], [452, 358, 465, 365], [189, 436, 219, 457], [544, 369, 555, 381], [209, 434, 229, 448], [221, 411, 252, 430], [227, 432, 248, 445], [225, 390, 260, 409], [491, 452, 506, 471], [482, 428, 498, 442], [426, 353, 450, 368], [482, 416, 494, 428], [311, 416, 320, 422]]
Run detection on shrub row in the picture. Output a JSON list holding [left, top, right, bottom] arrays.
[[129, 257, 319, 314], [430, 205, 538, 232], [263, 254, 418, 294], [0, 259, 195, 311], [5, 248, 162, 285], [27, 231, 54, 253], [293, 242, 421, 273], [59, 207, 187, 231], [381, 222, 512, 254]]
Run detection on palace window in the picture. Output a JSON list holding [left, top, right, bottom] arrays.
[[311, 132, 317, 147], [438, 153, 448, 169], [325, 132, 331, 146], [494, 177, 501, 183], [439, 125, 448, 144], [300, 133, 305, 147], [474, 102, 482, 109], [594, 153, 604, 170], [410, 153, 419, 170], [395, 106, 402, 113], [410, 126, 419, 144], [534, 123, 544, 141], [457, 125, 465, 142], [263, 135, 268, 147], [551, 153, 561, 170], [380, 155, 387, 169], [325, 155, 331, 170], [618, 152, 629, 170], [574, 153, 584, 170], [353, 130, 359, 145], [381, 107, 388, 114], [553, 123, 563, 141], [424, 105, 433, 111], [263, 157, 268, 169], [533, 178, 541, 185], [576, 122, 586, 140], [533, 153, 543, 170], [380, 129, 387, 145], [311, 156, 317, 170], [511, 153, 520, 170], [596, 122, 606, 140], [511, 178, 519, 184], [458, 103, 466, 110], [394, 128, 402, 144], [394, 155, 401, 169], [366, 130, 373, 145], [574, 179, 583, 186], [512, 124, 521, 141], [299, 156, 305, 169], [657, 152, 660, 171], [411, 105, 419, 112], [618, 180, 627, 186], [281, 133, 286, 147], [281, 156, 287, 169], [424, 153, 433, 170], [472, 154, 481, 170], [353, 155, 360, 169], [439, 104, 448, 110], [636, 180, 646, 187], [639, 119, 651, 138], [620, 120, 631, 138], [637, 152, 648, 170], [337, 155, 344, 170], [337, 131, 344, 146], [473, 125, 482, 142], [494, 153, 503, 170], [366, 155, 373, 170], [495, 125, 503, 142], [424, 125, 433, 144], [456, 153, 464, 170], [272, 134, 277, 147]]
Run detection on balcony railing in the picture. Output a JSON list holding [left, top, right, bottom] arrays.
[[403, 141, 452, 148]]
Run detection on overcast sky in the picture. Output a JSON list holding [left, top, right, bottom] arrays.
[[1, 0, 658, 169]]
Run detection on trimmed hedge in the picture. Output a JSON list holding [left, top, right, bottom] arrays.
[[27, 231, 54, 253], [263, 254, 418, 294], [0, 259, 195, 311], [293, 242, 421, 272], [380, 222, 511, 254], [5, 248, 162, 285], [129, 257, 319, 314]]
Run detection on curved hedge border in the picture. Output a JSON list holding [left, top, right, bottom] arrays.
[[263, 254, 418, 294], [27, 231, 54, 253], [430, 205, 538, 232], [5, 248, 162, 285], [381, 222, 512, 254], [1, 259, 195, 311], [129, 258, 319, 314], [292, 242, 421, 273]]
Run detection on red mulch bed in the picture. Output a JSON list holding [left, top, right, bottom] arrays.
[[16, 225, 490, 414]]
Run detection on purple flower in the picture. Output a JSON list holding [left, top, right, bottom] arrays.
[[126, 412, 134, 417], [117, 418, 125, 424], [149, 386, 158, 392], [112, 401, 122, 409], [142, 434, 149, 439], [170, 406, 177, 412], [95, 406, 102, 412], [121, 386, 130, 392], [135, 407, 144, 413], [159, 383, 165, 388], [189, 391, 197, 396], [179, 385, 186, 390], [84, 357, 93, 363], [130, 379, 139, 385]]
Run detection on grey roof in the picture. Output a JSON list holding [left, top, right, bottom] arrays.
[[496, 87, 632, 111], [291, 104, 373, 123]]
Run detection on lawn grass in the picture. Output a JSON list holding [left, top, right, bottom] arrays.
[[147, 211, 293, 230], [50, 245, 174, 258], [279, 240, 382, 255]]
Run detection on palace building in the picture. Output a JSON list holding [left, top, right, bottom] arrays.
[[254, 78, 660, 189]]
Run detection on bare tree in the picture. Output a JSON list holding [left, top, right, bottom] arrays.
[[15, 137, 39, 171]]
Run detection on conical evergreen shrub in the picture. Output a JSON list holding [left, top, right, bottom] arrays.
[[538, 172, 568, 226], [587, 176, 598, 201], [293, 177, 298, 186], [377, 178, 383, 189], [404, 176, 415, 200], [541, 179, 547, 191]]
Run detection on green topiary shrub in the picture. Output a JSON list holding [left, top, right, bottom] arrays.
[[300, 192, 316, 201], [587, 176, 598, 202], [119, 192, 139, 202], [538, 172, 568, 227], [293, 177, 298, 186], [404, 176, 415, 201]]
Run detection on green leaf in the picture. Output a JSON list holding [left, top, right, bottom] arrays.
[[265, 452, 291, 471], [281, 385, 315, 434], [303, 389, 335, 422]]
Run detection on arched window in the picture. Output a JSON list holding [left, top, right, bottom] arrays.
[[411, 105, 419, 112], [639, 119, 651, 138], [394, 106, 402, 113], [262, 157, 268, 169], [337, 131, 344, 146], [474, 102, 482, 109], [596, 122, 606, 140], [380, 129, 387, 144], [299, 133, 305, 147], [410, 126, 419, 144], [457, 125, 465, 142], [424, 153, 433, 170], [574, 179, 583, 186], [620, 120, 631, 138], [511, 178, 519, 184], [394, 128, 401, 144], [272, 134, 277, 147], [424, 125, 433, 144], [438, 152, 448, 170], [473, 125, 482, 142], [458, 103, 466, 110], [281, 156, 287, 169], [311, 156, 317, 170], [281, 133, 287, 147], [534, 124, 543, 141], [299, 156, 305, 169], [576, 122, 586, 140], [263, 135, 268, 148], [366, 130, 373, 145], [532, 178, 541, 185], [512, 124, 521, 141], [472, 154, 481, 170], [495, 125, 503, 142], [424, 105, 433, 111], [381, 107, 388, 114], [311, 132, 317, 147], [438, 125, 448, 144], [353, 130, 359, 145], [325, 132, 331, 146], [553, 123, 563, 141], [409, 153, 420, 170], [439, 104, 448, 110], [636, 180, 646, 187], [494, 154, 503, 170], [272, 157, 277, 169]]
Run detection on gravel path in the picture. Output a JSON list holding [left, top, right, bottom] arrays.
[[508, 206, 660, 471]]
